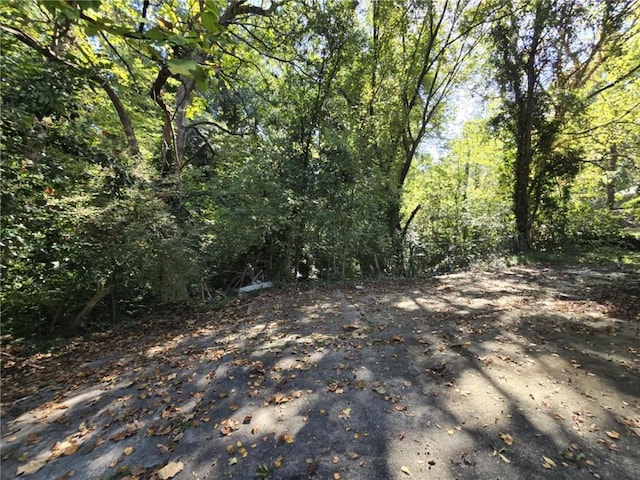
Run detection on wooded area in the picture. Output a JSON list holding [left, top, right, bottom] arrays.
[[1, 0, 639, 340]]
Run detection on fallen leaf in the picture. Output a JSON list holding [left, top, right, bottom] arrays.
[[333, 473, 341, 480], [606, 430, 620, 439], [228, 457, 238, 466], [237, 442, 248, 458], [111, 422, 141, 441], [123, 447, 134, 456], [158, 461, 183, 479], [328, 381, 344, 394], [401, 465, 411, 475], [372, 384, 387, 395], [499, 432, 514, 446], [498, 453, 510, 463], [616, 417, 640, 428], [63, 443, 80, 456], [273, 455, 283, 468], [339, 408, 352, 419], [16, 459, 47, 476], [346, 451, 359, 460], [219, 418, 239, 436], [279, 432, 294, 444], [542, 456, 556, 469]]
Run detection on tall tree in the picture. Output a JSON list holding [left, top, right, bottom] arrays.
[[489, 0, 639, 250], [364, 0, 490, 270]]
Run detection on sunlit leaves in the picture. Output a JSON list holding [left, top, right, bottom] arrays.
[[167, 58, 199, 76]]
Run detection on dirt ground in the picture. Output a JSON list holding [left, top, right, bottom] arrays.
[[1, 263, 639, 480]]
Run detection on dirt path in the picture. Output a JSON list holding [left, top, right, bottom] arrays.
[[1, 264, 639, 480]]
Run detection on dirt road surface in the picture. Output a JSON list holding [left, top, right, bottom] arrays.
[[2, 263, 639, 480]]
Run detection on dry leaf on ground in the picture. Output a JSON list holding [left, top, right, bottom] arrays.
[[16, 459, 47, 476], [499, 432, 514, 445], [542, 456, 556, 469], [158, 461, 183, 479]]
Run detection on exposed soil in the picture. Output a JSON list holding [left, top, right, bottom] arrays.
[[1, 263, 639, 480]]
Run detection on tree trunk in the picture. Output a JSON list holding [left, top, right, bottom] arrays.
[[606, 144, 618, 210], [513, 120, 533, 251], [513, 159, 531, 251], [96, 79, 141, 158]]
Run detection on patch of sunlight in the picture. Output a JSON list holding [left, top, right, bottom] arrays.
[[442, 369, 512, 430], [390, 299, 422, 311]]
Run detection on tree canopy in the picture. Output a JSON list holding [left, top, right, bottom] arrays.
[[2, 0, 639, 339]]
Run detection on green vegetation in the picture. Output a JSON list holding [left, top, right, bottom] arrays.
[[1, 0, 638, 342]]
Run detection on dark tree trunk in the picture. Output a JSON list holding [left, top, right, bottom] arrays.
[[606, 144, 618, 210], [513, 113, 534, 251], [511, 2, 544, 253]]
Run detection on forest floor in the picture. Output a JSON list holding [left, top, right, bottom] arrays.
[[1, 262, 639, 480]]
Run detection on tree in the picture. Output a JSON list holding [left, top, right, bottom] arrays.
[[363, 0, 491, 271], [0, 0, 284, 336], [402, 120, 510, 273], [488, 0, 639, 250]]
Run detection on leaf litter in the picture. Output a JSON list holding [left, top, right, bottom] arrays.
[[2, 264, 639, 479]]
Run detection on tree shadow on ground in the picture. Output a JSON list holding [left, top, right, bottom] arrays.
[[1, 264, 638, 479]]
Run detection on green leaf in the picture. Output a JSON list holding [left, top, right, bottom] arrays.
[[41, 0, 80, 17], [167, 58, 199, 77], [84, 24, 99, 37], [167, 34, 190, 47], [205, 0, 222, 18], [145, 27, 168, 41], [202, 11, 221, 35], [77, 0, 102, 10]]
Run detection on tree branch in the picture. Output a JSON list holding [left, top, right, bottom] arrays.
[[219, 0, 279, 26], [585, 61, 640, 100], [402, 204, 422, 241], [0, 22, 141, 158]]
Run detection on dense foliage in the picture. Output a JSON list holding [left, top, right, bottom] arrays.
[[1, 0, 638, 339]]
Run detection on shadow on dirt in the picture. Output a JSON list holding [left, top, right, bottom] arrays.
[[1, 264, 639, 479]]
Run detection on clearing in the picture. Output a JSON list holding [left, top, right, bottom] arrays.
[[1, 263, 639, 480]]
